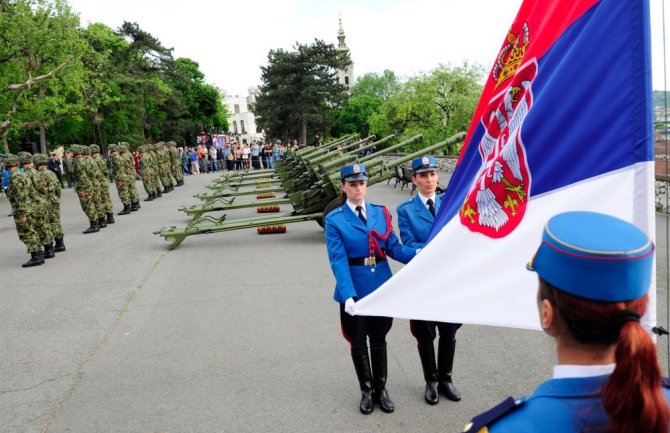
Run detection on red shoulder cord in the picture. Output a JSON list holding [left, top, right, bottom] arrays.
[[368, 206, 393, 260]]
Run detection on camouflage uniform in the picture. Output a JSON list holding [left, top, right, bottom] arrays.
[[74, 145, 102, 233], [139, 145, 157, 201], [148, 144, 163, 196], [90, 144, 115, 225], [167, 141, 184, 186], [32, 154, 65, 252], [119, 143, 140, 211], [6, 153, 52, 267], [157, 143, 173, 192]]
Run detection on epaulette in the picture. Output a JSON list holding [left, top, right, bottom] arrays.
[[397, 198, 413, 209], [462, 396, 524, 433]]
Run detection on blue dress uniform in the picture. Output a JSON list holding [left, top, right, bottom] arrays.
[[396, 155, 461, 405], [325, 163, 417, 415], [464, 211, 670, 433]]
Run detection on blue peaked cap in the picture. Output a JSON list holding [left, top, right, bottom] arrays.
[[340, 163, 368, 182], [527, 212, 654, 302], [412, 155, 438, 173]]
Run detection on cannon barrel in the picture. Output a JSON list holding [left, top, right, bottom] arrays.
[[365, 132, 466, 183], [342, 134, 396, 156], [307, 135, 374, 165], [296, 133, 358, 156]]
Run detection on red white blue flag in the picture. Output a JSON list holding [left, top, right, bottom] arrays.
[[356, 0, 656, 329]]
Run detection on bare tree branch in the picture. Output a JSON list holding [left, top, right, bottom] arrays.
[[2, 61, 68, 93]]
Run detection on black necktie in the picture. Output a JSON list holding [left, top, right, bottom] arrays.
[[356, 205, 367, 225], [427, 199, 435, 218]]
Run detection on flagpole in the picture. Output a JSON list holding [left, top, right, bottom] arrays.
[[663, 0, 670, 376]]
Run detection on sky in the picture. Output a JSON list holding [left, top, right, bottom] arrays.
[[67, 0, 669, 96]]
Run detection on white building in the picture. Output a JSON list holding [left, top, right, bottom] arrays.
[[225, 87, 264, 143], [336, 16, 354, 90]]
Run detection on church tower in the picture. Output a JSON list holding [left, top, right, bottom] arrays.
[[336, 15, 354, 90]]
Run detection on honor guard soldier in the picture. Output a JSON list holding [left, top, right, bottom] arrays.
[[32, 154, 65, 253], [325, 163, 419, 415], [396, 155, 461, 405], [463, 212, 670, 433]]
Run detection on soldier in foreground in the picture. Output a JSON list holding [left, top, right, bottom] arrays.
[[463, 212, 670, 433], [5, 153, 49, 267], [119, 143, 140, 211]]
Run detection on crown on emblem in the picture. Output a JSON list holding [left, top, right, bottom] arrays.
[[353, 164, 361, 174], [421, 156, 430, 166], [493, 22, 529, 89]]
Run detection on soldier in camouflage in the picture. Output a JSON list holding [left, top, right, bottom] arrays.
[[148, 144, 163, 198], [109, 144, 130, 215], [167, 141, 184, 187], [157, 142, 173, 193], [6, 153, 51, 267], [90, 144, 115, 226], [33, 153, 66, 253], [139, 145, 157, 201], [119, 143, 140, 211], [73, 145, 102, 234]]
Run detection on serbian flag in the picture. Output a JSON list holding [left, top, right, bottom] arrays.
[[355, 0, 655, 330]]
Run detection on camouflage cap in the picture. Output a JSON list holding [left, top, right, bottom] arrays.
[[18, 152, 33, 164], [70, 144, 81, 155], [137, 145, 146, 153], [108, 143, 118, 152], [89, 144, 100, 153], [32, 153, 48, 165], [79, 145, 91, 155], [167, 141, 177, 147], [3, 153, 19, 166]]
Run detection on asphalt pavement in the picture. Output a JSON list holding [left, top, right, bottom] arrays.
[[1, 170, 669, 433]]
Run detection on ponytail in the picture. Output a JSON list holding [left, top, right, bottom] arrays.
[[602, 303, 669, 433], [540, 281, 669, 433]]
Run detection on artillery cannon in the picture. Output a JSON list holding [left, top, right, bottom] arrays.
[[180, 134, 421, 217], [156, 132, 465, 249]]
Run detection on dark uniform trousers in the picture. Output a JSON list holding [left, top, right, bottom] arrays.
[[340, 304, 392, 357]]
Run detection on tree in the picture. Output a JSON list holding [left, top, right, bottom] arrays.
[[351, 70, 399, 101], [0, 0, 90, 153], [369, 62, 483, 154], [253, 39, 350, 144]]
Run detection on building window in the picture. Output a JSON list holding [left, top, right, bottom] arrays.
[[234, 104, 240, 114], [240, 120, 246, 134], [344, 76, 349, 85], [233, 121, 238, 134]]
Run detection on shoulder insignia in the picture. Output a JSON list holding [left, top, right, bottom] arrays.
[[463, 396, 524, 433]]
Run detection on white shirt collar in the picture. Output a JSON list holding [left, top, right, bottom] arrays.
[[418, 192, 436, 207], [552, 364, 615, 379], [346, 200, 366, 217]]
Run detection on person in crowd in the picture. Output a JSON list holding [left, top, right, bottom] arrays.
[[189, 147, 199, 175], [223, 145, 233, 171], [180, 147, 189, 175], [216, 145, 224, 172], [325, 163, 419, 415], [209, 145, 218, 172], [250, 141, 261, 169], [463, 211, 670, 433], [47, 151, 64, 188], [62, 150, 75, 188], [396, 155, 461, 406]]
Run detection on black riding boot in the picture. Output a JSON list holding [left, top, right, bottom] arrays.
[[130, 201, 140, 211], [438, 338, 461, 401], [83, 220, 99, 234], [118, 204, 131, 215], [418, 344, 439, 405], [106, 212, 115, 224], [43, 243, 55, 259], [22, 251, 45, 267], [54, 237, 66, 252], [371, 346, 394, 413], [351, 354, 373, 415], [98, 217, 107, 229]]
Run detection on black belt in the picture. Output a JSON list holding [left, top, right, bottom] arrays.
[[348, 256, 387, 266]]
